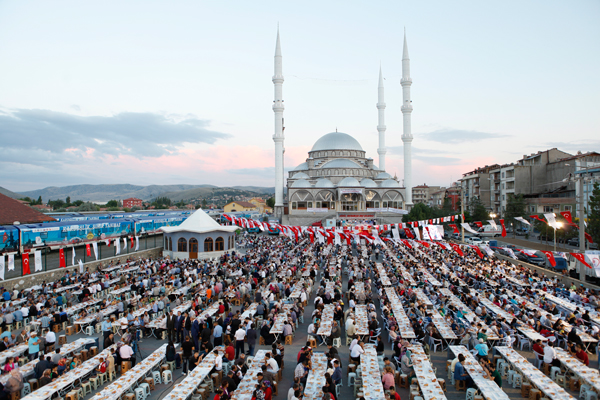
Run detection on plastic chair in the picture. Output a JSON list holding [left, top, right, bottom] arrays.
[[21, 382, 31, 397], [153, 371, 162, 385], [134, 387, 146, 400], [581, 384, 592, 400], [347, 372, 356, 387], [162, 370, 173, 384], [466, 388, 477, 400], [139, 382, 151, 397], [513, 373, 523, 389], [332, 337, 341, 348]]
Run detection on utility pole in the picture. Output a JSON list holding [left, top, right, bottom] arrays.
[[579, 176, 586, 280], [461, 185, 465, 242]]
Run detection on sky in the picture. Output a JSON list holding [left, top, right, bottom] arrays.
[[1, 0, 599, 193]]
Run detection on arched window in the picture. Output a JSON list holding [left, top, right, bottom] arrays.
[[177, 238, 187, 252], [169, 237, 172, 251], [189, 238, 198, 252], [215, 237, 224, 251], [204, 237, 213, 252]]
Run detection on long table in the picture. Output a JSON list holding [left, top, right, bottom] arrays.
[[408, 344, 447, 400], [541, 292, 600, 327], [317, 304, 335, 336], [162, 346, 224, 400], [90, 344, 168, 400], [554, 348, 600, 393], [449, 346, 509, 400], [230, 350, 268, 400], [360, 344, 385, 400], [384, 287, 415, 339], [374, 263, 392, 286], [354, 305, 370, 336], [303, 353, 328, 400], [495, 346, 574, 400]]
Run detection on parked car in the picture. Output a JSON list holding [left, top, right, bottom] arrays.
[[567, 237, 599, 249], [516, 228, 528, 236], [466, 237, 483, 245], [476, 225, 503, 238]]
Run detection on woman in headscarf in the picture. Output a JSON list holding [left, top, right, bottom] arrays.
[[400, 348, 414, 378], [4, 369, 23, 395]]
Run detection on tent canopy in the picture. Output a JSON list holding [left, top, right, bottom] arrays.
[[160, 209, 238, 234]]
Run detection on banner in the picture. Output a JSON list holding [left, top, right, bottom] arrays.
[[339, 188, 362, 194], [449, 224, 459, 234], [514, 217, 530, 226], [503, 247, 518, 259], [470, 245, 484, 259], [499, 219, 507, 237], [570, 253, 591, 268], [59, 248, 66, 268], [403, 228, 414, 239], [71, 247, 76, 267], [413, 228, 421, 240], [544, 213, 559, 229], [123, 237, 127, 251], [542, 251, 556, 267], [307, 208, 329, 213], [0, 255, 4, 280], [86, 244, 91, 257], [92, 242, 98, 260], [392, 228, 400, 240], [34, 250, 42, 272], [78, 259, 84, 274], [560, 211, 573, 224], [586, 251, 600, 276], [481, 245, 495, 258], [422, 227, 431, 241], [450, 243, 463, 256], [22, 253, 30, 275], [488, 220, 498, 230], [460, 223, 478, 235], [7, 254, 14, 271], [115, 239, 121, 255], [135, 236, 139, 251], [130, 237, 134, 249]]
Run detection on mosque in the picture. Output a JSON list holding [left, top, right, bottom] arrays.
[[271, 30, 415, 226]]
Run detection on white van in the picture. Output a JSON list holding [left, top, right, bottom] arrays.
[[476, 225, 503, 237]]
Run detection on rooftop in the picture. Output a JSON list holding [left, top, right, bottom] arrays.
[[0, 193, 57, 225]]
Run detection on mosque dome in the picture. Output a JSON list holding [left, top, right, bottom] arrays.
[[293, 162, 308, 171], [311, 132, 364, 152], [360, 178, 378, 188], [320, 158, 362, 169], [315, 178, 335, 188], [337, 177, 361, 187], [380, 179, 400, 188], [292, 172, 309, 179], [291, 179, 312, 188], [375, 172, 392, 179]]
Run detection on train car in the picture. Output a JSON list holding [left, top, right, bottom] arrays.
[[0, 226, 19, 254], [133, 216, 186, 235], [17, 219, 135, 252]]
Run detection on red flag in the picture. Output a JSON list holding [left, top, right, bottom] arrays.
[[309, 232, 314, 243], [130, 237, 134, 248], [470, 245, 484, 259], [401, 239, 412, 249], [22, 253, 31, 275], [418, 240, 430, 248], [451, 215, 455, 222], [105, 239, 111, 247], [450, 243, 464, 256], [585, 232, 594, 244], [542, 251, 556, 267], [461, 214, 465, 221], [474, 221, 483, 228], [86, 244, 91, 257], [499, 219, 507, 237], [327, 232, 333, 245], [571, 253, 592, 268], [449, 224, 459, 234], [560, 211, 573, 224], [530, 215, 545, 223], [403, 228, 414, 239], [59, 248, 66, 268]]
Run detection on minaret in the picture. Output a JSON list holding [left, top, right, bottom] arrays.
[[377, 66, 387, 171], [272, 28, 285, 219], [401, 29, 414, 208]]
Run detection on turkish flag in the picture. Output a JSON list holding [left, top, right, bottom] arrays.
[[585, 232, 594, 244], [309, 232, 314, 243], [22, 253, 31, 275], [449, 224, 459, 234], [403, 228, 414, 239], [418, 241, 430, 248], [451, 215, 455, 222], [530, 215, 545, 223], [401, 239, 412, 249], [59, 248, 66, 268], [542, 251, 556, 267], [470, 245, 484, 259], [130, 237, 135, 248], [499, 219, 507, 237], [474, 221, 483, 228], [327, 232, 333, 245], [560, 211, 573, 224], [86, 244, 91, 257], [571, 253, 592, 268], [450, 243, 464, 256]]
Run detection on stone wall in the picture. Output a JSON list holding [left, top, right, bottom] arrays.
[[2, 247, 163, 292]]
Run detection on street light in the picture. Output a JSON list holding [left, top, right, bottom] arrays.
[[490, 212, 497, 219], [553, 220, 563, 252]]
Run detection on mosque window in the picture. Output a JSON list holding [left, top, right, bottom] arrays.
[[215, 237, 224, 251], [204, 237, 213, 252], [297, 202, 307, 210], [169, 238, 172, 251], [292, 202, 297, 210], [177, 238, 187, 252], [189, 238, 198, 252], [307, 202, 313, 208]]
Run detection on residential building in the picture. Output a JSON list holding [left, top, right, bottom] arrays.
[[445, 183, 461, 211], [123, 197, 143, 208], [411, 184, 444, 206], [249, 198, 273, 214], [223, 201, 258, 213]]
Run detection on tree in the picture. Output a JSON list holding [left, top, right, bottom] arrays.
[[589, 182, 600, 245], [504, 194, 527, 237], [77, 202, 99, 212], [402, 203, 435, 222], [266, 197, 275, 208], [468, 197, 489, 222], [37, 196, 42, 205], [441, 198, 453, 215], [106, 200, 119, 208], [65, 196, 71, 205], [202, 199, 208, 208]]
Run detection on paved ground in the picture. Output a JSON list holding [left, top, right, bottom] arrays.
[[52, 252, 599, 400]]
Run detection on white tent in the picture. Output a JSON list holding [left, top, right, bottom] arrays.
[[160, 209, 238, 234]]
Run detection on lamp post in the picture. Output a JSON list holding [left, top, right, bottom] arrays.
[[554, 221, 563, 252]]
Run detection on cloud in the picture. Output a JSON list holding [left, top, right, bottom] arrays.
[[387, 146, 452, 155], [227, 167, 275, 176], [544, 141, 600, 153], [420, 128, 510, 144], [0, 108, 231, 161]]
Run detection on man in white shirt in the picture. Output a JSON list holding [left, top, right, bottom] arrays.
[[234, 327, 246, 359], [45, 329, 56, 351], [120, 343, 135, 365], [543, 343, 556, 365], [265, 352, 279, 373], [214, 349, 223, 371], [350, 341, 364, 362]]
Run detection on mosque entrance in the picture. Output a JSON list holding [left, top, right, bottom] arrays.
[[189, 238, 198, 259]]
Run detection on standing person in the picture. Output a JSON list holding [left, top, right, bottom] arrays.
[[234, 326, 246, 359], [174, 311, 184, 344], [166, 311, 176, 343], [181, 336, 194, 375], [246, 323, 257, 356], [101, 316, 112, 342], [28, 332, 41, 361], [213, 322, 223, 347]]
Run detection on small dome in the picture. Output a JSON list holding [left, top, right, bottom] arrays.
[[291, 179, 312, 188], [311, 132, 364, 152], [360, 178, 378, 188], [292, 172, 309, 179], [338, 177, 361, 187], [315, 179, 335, 188], [375, 172, 392, 179], [293, 162, 308, 171], [380, 179, 400, 188], [320, 158, 362, 169]]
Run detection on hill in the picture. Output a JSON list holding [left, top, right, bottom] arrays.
[[20, 184, 274, 203], [0, 187, 22, 199]]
